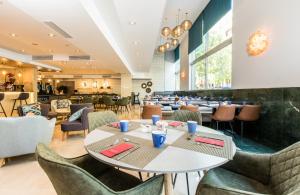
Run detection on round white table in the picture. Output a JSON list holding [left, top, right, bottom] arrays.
[[84, 120, 236, 195]]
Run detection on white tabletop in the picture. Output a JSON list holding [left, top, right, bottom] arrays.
[[84, 120, 236, 174]]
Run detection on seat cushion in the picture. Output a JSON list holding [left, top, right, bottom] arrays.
[[197, 168, 273, 195], [97, 168, 142, 192], [61, 120, 83, 131]]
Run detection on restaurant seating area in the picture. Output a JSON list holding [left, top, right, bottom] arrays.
[[1, 0, 300, 195]]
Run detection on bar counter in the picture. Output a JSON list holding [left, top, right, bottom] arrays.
[[0, 92, 35, 116]]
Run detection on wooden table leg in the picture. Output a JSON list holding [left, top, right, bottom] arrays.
[[164, 173, 173, 195]]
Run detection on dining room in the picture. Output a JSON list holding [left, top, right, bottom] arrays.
[[1, 0, 300, 195]]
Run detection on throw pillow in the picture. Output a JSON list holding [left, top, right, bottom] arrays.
[[57, 99, 70, 109], [22, 104, 41, 116], [68, 107, 86, 122]]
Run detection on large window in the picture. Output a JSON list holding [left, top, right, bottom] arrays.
[[190, 10, 232, 90]]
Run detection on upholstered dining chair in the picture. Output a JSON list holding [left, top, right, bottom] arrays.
[[212, 105, 236, 132], [36, 143, 164, 195], [196, 141, 300, 195], [180, 105, 199, 112], [115, 97, 130, 113], [141, 105, 162, 119], [236, 105, 261, 138], [172, 110, 202, 125], [88, 111, 119, 132], [61, 103, 94, 140], [17, 103, 57, 119], [103, 96, 116, 111]]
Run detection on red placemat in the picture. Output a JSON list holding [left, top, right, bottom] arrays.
[[195, 137, 224, 147], [100, 143, 134, 158], [168, 121, 183, 127]]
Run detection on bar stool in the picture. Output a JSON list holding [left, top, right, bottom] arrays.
[[236, 105, 261, 138], [0, 93, 7, 117], [11, 92, 29, 116], [212, 105, 236, 133]]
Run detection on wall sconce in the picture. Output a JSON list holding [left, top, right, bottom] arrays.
[[247, 30, 269, 56], [181, 71, 185, 78], [2, 70, 6, 75], [92, 81, 97, 88]]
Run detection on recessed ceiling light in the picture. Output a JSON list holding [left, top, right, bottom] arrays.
[[48, 33, 55, 37], [21, 49, 25, 52], [133, 41, 139, 45], [56, 70, 60, 73], [10, 33, 16, 37], [129, 21, 136, 25]]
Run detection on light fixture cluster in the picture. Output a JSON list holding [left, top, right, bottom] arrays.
[[158, 9, 192, 53]]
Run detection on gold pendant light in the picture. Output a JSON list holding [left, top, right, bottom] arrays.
[[158, 45, 166, 53], [164, 42, 171, 50], [181, 13, 192, 31], [171, 38, 179, 47], [172, 9, 184, 38], [161, 27, 171, 37]]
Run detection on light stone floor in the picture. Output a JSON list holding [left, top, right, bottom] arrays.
[[0, 106, 202, 195]]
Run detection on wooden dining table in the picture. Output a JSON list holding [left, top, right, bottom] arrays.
[[84, 120, 236, 195]]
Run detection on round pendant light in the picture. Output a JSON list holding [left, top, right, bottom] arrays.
[[164, 42, 171, 50], [158, 45, 166, 53], [172, 25, 184, 38], [161, 27, 171, 37], [171, 38, 179, 47], [181, 13, 192, 31]]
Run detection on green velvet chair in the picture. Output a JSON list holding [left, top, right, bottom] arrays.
[[196, 141, 300, 195], [115, 97, 129, 113], [36, 143, 164, 195], [172, 110, 202, 125], [88, 111, 119, 132], [103, 96, 116, 111]]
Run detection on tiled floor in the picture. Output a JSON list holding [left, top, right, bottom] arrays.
[[0, 106, 202, 195]]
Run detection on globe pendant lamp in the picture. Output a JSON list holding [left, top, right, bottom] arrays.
[[161, 27, 171, 37], [171, 38, 179, 47], [164, 42, 171, 50], [181, 13, 192, 31], [158, 45, 166, 53], [172, 25, 184, 38]]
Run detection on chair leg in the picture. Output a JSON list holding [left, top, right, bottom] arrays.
[[229, 122, 234, 134], [138, 172, 143, 181], [11, 99, 16, 116], [0, 103, 7, 117], [241, 121, 244, 138], [25, 99, 28, 104], [197, 171, 201, 177], [216, 121, 219, 130], [186, 173, 190, 195], [172, 173, 177, 188]]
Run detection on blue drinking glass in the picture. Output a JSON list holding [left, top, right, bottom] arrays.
[[152, 115, 160, 125]]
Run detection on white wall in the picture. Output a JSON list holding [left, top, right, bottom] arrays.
[[232, 0, 300, 89]]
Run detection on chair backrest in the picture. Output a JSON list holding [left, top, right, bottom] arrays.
[[141, 105, 162, 119], [70, 103, 93, 114], [88, 111, 118, 132], [36, 144, 115, 195], [51, 99, 71, 112], [0, 93, 4, 101], [237, 105, 261, 121], [0, 116, 56, 158], [180, 105, 199, 112], [103, 96, 114, 105], [212, 105, 236, 121], [18, 92, 29, 100], [173, 110, 202, 125], [117, 97, 129, 106], [17, 103, 50, 117], [270, 141, 300, 195]]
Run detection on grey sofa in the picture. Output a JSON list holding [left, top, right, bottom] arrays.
[[196, 141, 300, 195], [36, 143, 164, 195]]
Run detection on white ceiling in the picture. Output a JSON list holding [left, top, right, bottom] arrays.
[[1, 0, 209, 75]]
